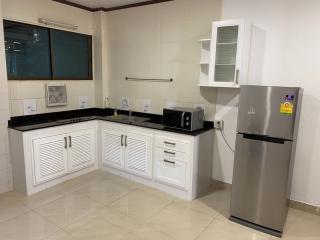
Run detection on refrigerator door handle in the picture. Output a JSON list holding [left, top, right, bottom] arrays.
[[242, 133, 286, 144]]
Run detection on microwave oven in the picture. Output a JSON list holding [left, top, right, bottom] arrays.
[[163, 107, 204, 132]]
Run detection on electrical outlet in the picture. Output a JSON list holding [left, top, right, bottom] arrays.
[[214, 120, 224, 129]]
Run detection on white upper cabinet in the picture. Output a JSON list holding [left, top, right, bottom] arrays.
[[200, 20, 251, 88], [68, 129, 96, 172], [32, 134, 68, 184]]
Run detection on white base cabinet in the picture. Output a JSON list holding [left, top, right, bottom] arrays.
[[9, 120, 213, 200], [9, 121, 98, 195], [100, 121, 214, 201], [101, 123, 153, 180], [32, 134, 68, 185]]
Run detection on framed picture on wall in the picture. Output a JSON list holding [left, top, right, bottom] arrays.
[[46, 83, 67, 107]]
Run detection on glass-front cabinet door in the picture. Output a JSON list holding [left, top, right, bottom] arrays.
[[209, 20, 251, 88]]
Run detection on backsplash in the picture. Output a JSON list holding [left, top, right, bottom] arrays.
[[8, 80, 95, 116]]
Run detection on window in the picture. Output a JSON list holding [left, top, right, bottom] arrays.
[[4, 21, 51, 80], [3, 20, 93, 80], [51, 29, 92, 80]]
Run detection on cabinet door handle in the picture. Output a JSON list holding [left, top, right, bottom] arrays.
[[164, 159, 175, 165], [164, 150, 175, 156], [121, 135, 123, 146], [164, 141, 176, 146], [181, 112, 186, 128], [125, 135, 128, 147], [64, 137, 67, 149], [69, 136, 72, 148], [235, 69, 240, 84]]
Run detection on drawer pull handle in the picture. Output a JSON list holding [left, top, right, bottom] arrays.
[[164, 141, 176, 146], [69, 136, 72, 148], [164, 150, 175, 156], [164, 159, 175, 165], [64, 137, 67, 149]]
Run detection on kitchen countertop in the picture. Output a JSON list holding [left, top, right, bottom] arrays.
[[8, 108, 214, 136]]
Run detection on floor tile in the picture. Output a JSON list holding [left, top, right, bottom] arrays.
[[93, 206, 147, 230], [128, 225, 174, 240], [147, 202, 214, 239], [0, 191, 30, 222], [1, 171, 319, 240], [75, 179, 134, 205], [34, 192, 101, 228], [0, 211, 59, 240], [42, 230, 74, 240], [281, 208, 320, 239], [197, 218, 270, 240], [109, 189, 172, 221], [64, 212, 129, 240]]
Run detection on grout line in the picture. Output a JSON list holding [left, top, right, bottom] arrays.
[[194, 216, 218, 240]]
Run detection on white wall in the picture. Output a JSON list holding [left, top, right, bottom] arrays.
[[2, 0, 96, 116], [213, 0, 320, 206], [0, 1, 12, 193], [103, 0, 221, 119]]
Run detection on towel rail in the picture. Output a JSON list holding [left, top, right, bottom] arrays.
[[125, 76, 173, 82]]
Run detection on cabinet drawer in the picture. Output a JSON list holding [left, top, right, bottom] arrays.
[[155, 136, 189, 153], [155, 158, 187, 189], [155, 147, 188, 162]]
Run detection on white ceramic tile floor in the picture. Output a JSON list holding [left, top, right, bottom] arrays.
[[0, 170, 319, 240]]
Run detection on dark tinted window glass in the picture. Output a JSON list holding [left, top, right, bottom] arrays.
[[4, 21, 51, 79], [51, 30, 91, 79]]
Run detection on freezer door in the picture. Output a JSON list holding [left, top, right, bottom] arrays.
[[230, 133, 292, 232], [237, 85, 301, 140]]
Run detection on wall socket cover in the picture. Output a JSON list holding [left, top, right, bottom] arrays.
[[214, 120, 224, 129], [142, 99, 152, 113]]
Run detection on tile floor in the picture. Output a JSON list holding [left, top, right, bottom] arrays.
[[0, 170, 319, 240]]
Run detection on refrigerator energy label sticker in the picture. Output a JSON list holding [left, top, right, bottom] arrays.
[[280, 102, 294, 114]]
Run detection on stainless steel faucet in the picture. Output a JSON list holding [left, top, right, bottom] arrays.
[[128, 109, 132, 117], [114, 108, 118, 116]]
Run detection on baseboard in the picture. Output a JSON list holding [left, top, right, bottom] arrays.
[[211, 179, 320, 216], [211, 179, 232, 191], [289, 200, 320, 216]]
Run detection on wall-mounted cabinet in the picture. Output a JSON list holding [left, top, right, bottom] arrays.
[[199, 20, 251, 88]]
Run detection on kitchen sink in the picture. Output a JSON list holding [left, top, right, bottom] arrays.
[[104, 114, 150, 122]]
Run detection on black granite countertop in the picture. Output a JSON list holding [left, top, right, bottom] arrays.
[[8, 108, 214, 136]]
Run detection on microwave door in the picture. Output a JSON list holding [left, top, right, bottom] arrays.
[[164, 111, 183, 129]]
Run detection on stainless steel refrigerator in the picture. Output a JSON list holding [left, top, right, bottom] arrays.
[[230, 85, 302, 237]]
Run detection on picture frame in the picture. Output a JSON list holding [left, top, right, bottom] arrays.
[[46, 83, 67, 107]]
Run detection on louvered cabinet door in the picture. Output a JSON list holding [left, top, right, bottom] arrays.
[[101, 128, 124, 169], [68, 129, 96, 172], [32, 134, 68, 185], [125, 132, 153, 179]]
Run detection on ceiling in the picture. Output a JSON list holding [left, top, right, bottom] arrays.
[[65, 0, 147, 9], [52, 0, 172, 11]]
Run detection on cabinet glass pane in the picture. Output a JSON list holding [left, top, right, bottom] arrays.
[[215, 65, 236, 82], [4, 21, 51, 79], [214, 25, 238, 82], [217, 26, 238, 43], [51, 30, 92, 79]]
